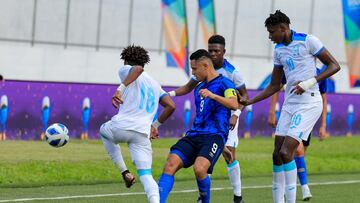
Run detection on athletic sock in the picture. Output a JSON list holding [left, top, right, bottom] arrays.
[[227, 160, 242, 197], [284, 160, 297, 203], [196, 175, 211, 203], [295, 156, 308, 185], [158, 173, 174, 203], [138, 169, 159, 203], [272, 164, 285, 203]]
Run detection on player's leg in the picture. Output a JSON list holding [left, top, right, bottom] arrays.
[[295, 137, 312, 201], [223, 119, 243, 203], [272, 109, 292, 203], [272, 135, 286, 203], [128, 131, 159, 203], [280, 136, 300, 203], [285, 102, 322, 203], [159, 136, 196, 203], [195, 134, 224, 203], [99, 121, 134, 187]]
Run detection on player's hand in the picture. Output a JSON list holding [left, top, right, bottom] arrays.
[[150, 126, 159, 140], [112, 91, 123, 108], [268, 112, 277, 128], [199, 89, 215, 99], [238, 95, 250, 106], [290, 81, 305, 95], [229, 115, 238, 130], [319, 125, 327, 141]]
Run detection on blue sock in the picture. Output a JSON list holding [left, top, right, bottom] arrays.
[[196, 176, 211, 203], [295, 156, 307, 185], [158, 173, 174, 203]]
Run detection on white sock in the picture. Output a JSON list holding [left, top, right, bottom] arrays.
[[227, 160, 242, 197], [101, 136, 127, 173], [139, 173, 160, 203], [272, 164, 285, 203], [284, 160, 297, 203]]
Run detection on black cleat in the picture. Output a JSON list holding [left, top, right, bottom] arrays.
[[234, 195, 244, 203], [121, 170, 136, 188]]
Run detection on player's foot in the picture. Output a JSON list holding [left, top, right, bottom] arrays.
[[196, 196, 202, 203], [234, 195, 244, 203], [301, 185, 312, 201], [121, 170, 135, 188]]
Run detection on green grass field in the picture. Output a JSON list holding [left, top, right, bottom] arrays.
[[0, 136, 359, 202]]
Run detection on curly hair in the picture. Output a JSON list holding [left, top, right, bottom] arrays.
[[120, 45, 150, 66], [264, 10, 290, 27]]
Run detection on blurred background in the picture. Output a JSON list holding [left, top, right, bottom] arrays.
[[0, 0, 359, 140]]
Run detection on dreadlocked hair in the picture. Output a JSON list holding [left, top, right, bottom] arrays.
[[120, 45, 150, 66], [264, 10, 290, 27]]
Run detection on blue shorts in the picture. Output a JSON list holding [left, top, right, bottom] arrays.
[[170, 134, 224, 174]]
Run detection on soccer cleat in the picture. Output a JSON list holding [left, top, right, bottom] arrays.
[[121, 170, 136, 188], [234, 195, 244, 203], [301, 186, 312, 201]]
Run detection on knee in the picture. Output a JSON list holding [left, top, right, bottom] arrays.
[[193, 162, 208, 179], [279, 148, 293, 163], [163, 158, 180, 175]]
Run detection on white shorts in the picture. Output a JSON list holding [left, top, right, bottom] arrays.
[[225, 116, 239, 148], [275, 101, 322, 142], [100, 120, 152, 169]]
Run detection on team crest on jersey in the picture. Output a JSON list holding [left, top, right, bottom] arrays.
[[292, 45, 300, 56]]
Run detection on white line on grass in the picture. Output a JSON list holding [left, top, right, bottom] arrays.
[[1, 180, 360, 202]]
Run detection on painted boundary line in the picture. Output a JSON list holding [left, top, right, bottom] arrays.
[[1, 180, 360, 202]]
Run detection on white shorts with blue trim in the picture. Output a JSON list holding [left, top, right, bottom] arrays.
[[275, 101, 322, 142], [100, 120, 152, 170], [225, 114, 239, 148]]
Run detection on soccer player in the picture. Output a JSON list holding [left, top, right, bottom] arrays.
[[268, 67, 329, 201], [99, 45, 175, 203], [168, 35, 248, 203], [238, 10, 340, 203], [158, 49, 239, 203]]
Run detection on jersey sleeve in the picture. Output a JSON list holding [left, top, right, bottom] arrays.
[[118, 66, 133, 83], [233, 70, 246, 89], [222, 79, 237, 98], [307, 35, 324, 56], [159, 86, 168, 101], [273, 49, 283, 68]]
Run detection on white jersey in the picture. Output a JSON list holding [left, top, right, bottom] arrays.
[[191, 59, 245, 89], [111, 65, 167, 135], [273, 31, 324, 104]]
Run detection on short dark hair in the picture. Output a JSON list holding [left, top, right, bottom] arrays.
[[120, 45, 150, 66], [190, 49, 212, 61], [208, 35, 225, 46], [264, 10, 290, 27]]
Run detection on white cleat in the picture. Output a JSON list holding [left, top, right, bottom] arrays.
[[301, 185, 312, 201]]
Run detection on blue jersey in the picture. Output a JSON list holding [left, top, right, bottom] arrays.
[[186, 75, 237, 142]]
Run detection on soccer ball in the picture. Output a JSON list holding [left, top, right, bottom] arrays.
[[45, 123, 69, 147]]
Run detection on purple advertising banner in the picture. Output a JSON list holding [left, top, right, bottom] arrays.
[[0, 80, 359, 140]]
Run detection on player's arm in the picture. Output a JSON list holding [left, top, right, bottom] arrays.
[[112, 66, 144, 108], [292, 37, 340, 94], [316, 49, 340, 82], [151, 94, 176, 139], [168, 79, 198, 97], [200, 88, 238, 110], [319, 93, 328, 140], [239, 68, 284, 106], [268, 91, 279, 128]]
